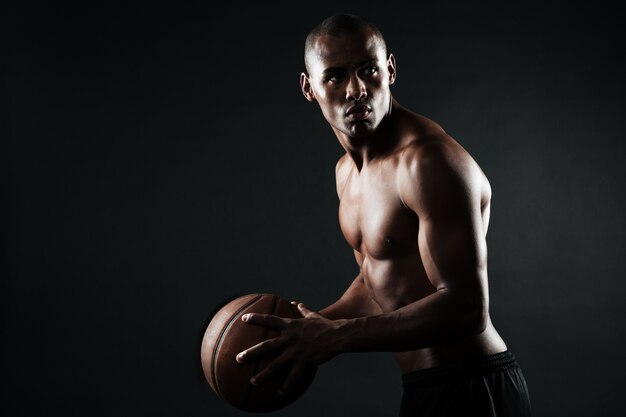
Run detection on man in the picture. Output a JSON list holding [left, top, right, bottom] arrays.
[[236, 14, 532, 416]]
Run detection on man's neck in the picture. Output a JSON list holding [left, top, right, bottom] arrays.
[[336, 99, 403, 171]]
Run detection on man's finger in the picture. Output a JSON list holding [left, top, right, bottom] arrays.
[[251, 351, 292, 386], [279, 365, 305, 396], [296, 303, 318, 318], [291, 300, 306, 318], [236, 336, 288, 363], [241, 313, 288, 328]]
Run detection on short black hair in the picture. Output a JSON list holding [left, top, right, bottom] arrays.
[[304, 14, 387, 73]]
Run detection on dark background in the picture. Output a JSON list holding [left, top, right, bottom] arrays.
[[3, 1, 625, 416]]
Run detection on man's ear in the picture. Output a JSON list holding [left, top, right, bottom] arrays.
[[300, 72, 316, 102], [387, 54, 397, 85]]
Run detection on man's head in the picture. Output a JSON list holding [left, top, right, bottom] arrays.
[[301, 14, 396, 138], [303, 14, 388, 75]]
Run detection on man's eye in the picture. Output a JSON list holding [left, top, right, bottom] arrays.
[[327, 74, 344, 83], [364, 66, 378, 75]]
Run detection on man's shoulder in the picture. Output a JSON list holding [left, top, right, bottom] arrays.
[[399, 129, 469, 175], [393, 111, 457, 162], [396, 119, 488, 203], [335, 154, 353, 199], [335, 153, 353, 181]]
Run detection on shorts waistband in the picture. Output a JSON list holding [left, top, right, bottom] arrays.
[[402, 351, 518, 388]]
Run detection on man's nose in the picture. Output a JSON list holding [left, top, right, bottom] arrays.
[[346, 74, 367, 101]]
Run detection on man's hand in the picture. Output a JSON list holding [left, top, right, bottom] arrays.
[[236, 302, 340, 395]]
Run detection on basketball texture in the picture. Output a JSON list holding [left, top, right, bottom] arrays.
[[200, 293, 317, 413]]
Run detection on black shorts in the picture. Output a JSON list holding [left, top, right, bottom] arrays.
[[400, 351, 531, 417]]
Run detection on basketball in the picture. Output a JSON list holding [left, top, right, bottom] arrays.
[[200, 293, 317, 413]]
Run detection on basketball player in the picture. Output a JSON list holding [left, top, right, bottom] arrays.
[[236, 14, 532, 416]]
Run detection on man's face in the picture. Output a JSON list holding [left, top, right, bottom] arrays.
[[301, 30, 396, 138]]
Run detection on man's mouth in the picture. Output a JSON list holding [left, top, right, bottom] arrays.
[[346, 104, 372, 121]]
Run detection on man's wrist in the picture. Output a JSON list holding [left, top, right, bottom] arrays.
[[328, 317, 364, 354]]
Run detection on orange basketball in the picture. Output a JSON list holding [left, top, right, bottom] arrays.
[[200, 293, 317, 412]]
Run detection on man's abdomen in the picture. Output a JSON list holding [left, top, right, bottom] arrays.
[[360, 254, 435, 312]]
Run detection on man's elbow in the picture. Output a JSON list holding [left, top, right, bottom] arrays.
[[465, 294, 489, 335], [438, 286, 489, 336], [452, 290, 488, 335]]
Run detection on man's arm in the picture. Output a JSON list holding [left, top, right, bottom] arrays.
[[333, 141, 490, 351], [237, 140, 488, 390]]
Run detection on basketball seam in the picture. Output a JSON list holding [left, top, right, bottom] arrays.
[[212, 293, 262, 401]]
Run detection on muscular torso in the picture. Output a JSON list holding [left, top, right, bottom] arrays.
[[336, 114, 507, 373], [339, 154, 433, 312]]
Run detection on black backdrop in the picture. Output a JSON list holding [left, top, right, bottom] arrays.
[[4, 1, 625, 416]]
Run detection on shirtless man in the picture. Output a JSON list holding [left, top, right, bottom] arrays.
[[236, 14, 531, 416]]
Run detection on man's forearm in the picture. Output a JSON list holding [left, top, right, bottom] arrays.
[[330, 288, 486, 353]]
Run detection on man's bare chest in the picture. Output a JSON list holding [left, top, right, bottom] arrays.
[[338, 171, 418, 260]]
